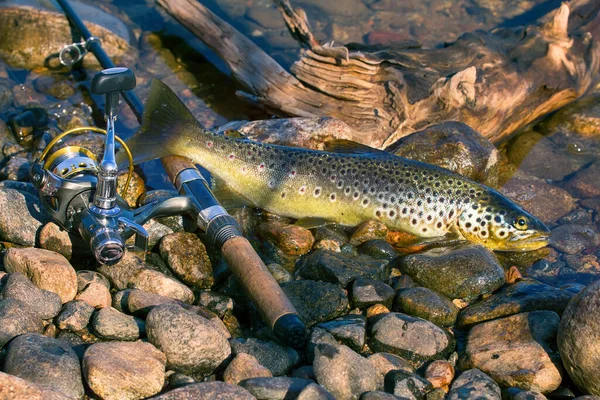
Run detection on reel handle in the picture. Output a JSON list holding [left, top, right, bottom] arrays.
[[91, 67, 136, 119]]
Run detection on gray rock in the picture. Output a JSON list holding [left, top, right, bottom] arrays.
[[397, 244, 505, 300], [196, 291, 234, 318], [384, 370, 434, 399], [562, 160, 600, 199], [351, 278, 395, 309], [0, 298, 43, 347], [292, 365, 316, 380], [56, 300, 95, 332], [558, 279, 600, 395], [367, 352, 415, 384], [462, 311, 562, 393], [167, 372, 195, 388], [447, 369, 501, 400], [37, 222, 74, 260], [295, 250, 390, 288], [297, 383, 336, 400], [0, 272, 62, 319], [550, 224, 600, 254], [358, 240, 398, 260], [317, 314, 366, 352], [314, 225, 349, 246], [513, 390, 547, 400], [306, 328, 339, 363], [4, 333, 83, 399], [0, 371, 73, 400], [128, 268, 195, 303], [125, 288, 180, 317], [222, 352, 272, 385], [83, 341, 166, 400], [77, 270, 110, 292], [230, 337, 300, 376], [153, 381, 255, 399], [98, 251, 148, 290], [389, 275, 415, 291], [0, 188, 49, 245], [159, 232, 214, 288], [0, 157, 31, 181], [281, 280, 349, 327], [92, 307, 143, 341], [313, 343, 380, 400], [368, 312, 454, 367], [56, 330, 89, 361], [393, 287, 458, 327], [457, 280, 574, 327], [75, 281, 112, 309], [240, 377, 315, 400], [146, 304, 231, 378], [360, 391, 406, 400]]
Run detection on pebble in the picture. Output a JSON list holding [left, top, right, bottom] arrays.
[[297, 383, 336, 400], [0, 272, 61, 319], [351, 278, 395, 309], [295, 250, 390, 288], [358, 240, 398, 260], [128, 268, 195, 303], [425, 360, 455, 389], [257, 221, 315, 256], [159, 232, 214, 288], [397, 244, 505, 301], [83, 341, 166, 400], [393, 287, 459, 327], [349, 220, 388, 246], [240, 377, 315, 400], [4, 247, 77, 303], [0, 371, 72, 400], [456, 280, 574, 327], [196, 290, 234, 318], [387, 121, 500, 187], [267, 262, 293, 283], [314, 225, 349, 247], [368, 312, 454, 367], [367, 352, 415, 384], [384, 370, 434, 399], [447, 369, 501, 400], [125, 288, 180, 316], [146, 304, 231, 378], [76, 281, 112, 309], [366, 304, 391, 318], [558, 279, 600, 395], [222, 352, 272, 385], [92, 307, 143, 341], [0, 188, 50, 246], [4, 333, 84, 399], [462, 311, 562, 393], [281, 279, 349, 326], [77, 270, 110, 291], [550, 224, 600, 254], [562, 161, 600, 198], [0, 298, 43, 346], [153, 381, 255, 399], [37, 222, 73, 260], [317, 314, 366, 352], [230, 337, 300, 376], [56, 300, 95, 332]]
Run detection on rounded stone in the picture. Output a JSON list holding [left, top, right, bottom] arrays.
[[0, 298, 43, 347], [128, 268, 195, 303], [350, 278, 395, 309], [76, 282, 112, 309], [367, 352, 415, 384], [56, 300, 95, 332], [0, 188, 50, 246], [448, 369, 501, 400], [425, 360, 455, 389], [152, 381, 255, 399], [83, 341, 166, 400], [349, 220, 388, 246], [0, 371, 73, 400], [257, 221, 315, 256], [229, 337, 300, 376], [77, 270, 110, 292], [393, 287, 459, 327], [92, 307, 142, 341], [222, 353, 272, 385], [0, 272, 62, 319], [38, 222, 73, 260], [159, 232, 214, 288], [281, 280, 349, 327]]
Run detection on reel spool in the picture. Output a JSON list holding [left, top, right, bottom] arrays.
[[43, 145, 98, 180]]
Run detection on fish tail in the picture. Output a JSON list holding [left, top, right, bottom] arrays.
[[117, 79, 203, 166]]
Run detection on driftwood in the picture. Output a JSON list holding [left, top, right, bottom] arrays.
[[157, 0, 600, 147]]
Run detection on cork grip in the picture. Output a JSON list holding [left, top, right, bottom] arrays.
[[162, 156, 196, 184]]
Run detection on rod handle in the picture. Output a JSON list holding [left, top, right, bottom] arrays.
[[162, 156, 196, 184]]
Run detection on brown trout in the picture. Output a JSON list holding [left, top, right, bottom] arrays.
[[122, 79, 550, 252]]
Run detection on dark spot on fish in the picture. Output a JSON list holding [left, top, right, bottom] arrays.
[[363, 199, 369, 205], [422, 228, 427, 233], [330, 193, 336, 201], [481, 231, 487, 237], [376, 211, 382, 217], [495, 216, 502, 223], [411, 219, 417, 225], [417, 200, 422, 206], [437, 222, 443, 229], [466, 222, 472, 228], [345, 188, 351, 194], [485, 215, 492, 220], [481, 221, 486, 226], [402, 208, 408, 214], [389, 210, 395, 217], [427, 215, 432, 221], [473, 205, 479, 210], [499, 231, 506, 237], [315, 188, 321, 196]]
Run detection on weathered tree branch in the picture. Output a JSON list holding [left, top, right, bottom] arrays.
[[157, 0, 600, 147]]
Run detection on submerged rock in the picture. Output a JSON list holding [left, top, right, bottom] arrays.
[[281, 280, 349, 326], [350, 278, 395, 309], [562, 161, 600, 199], [393, 287, 459, 327], [550, 224, 600, 254]]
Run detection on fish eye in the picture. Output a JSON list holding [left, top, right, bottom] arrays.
[[514, 216, 528, 230]]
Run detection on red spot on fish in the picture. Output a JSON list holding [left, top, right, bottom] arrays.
[[259, 163, 265, 170], [207, 141, 213, 148], [228, 154, 235, 160]]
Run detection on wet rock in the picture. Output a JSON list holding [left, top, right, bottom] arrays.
[[241, 377, 315, 399], [152, 381, 255, 399], [56, 300, 95, 332], [462, 311, 562, 393], [33, 75, 76, 99], [389, 275, 415, 291], [281, 280, 349, 326], [397, 244, 505, 301], [4, 333, 83, 399], [425, 360, 455, 389], [92, 307, 142, 341], [295, 250, 390, 288], [128, 268, 195, 303], [223, 352, 272, 385], [358, 240, 398, 260], [134, 218, 174, 250], [83, 341, 166, 400], [0, 156, 31, 181], [558, 208, 594, 225], [448, 369, 501, 400], [501, 174, 576, 224], [350, 220, 388, 246], [0, 298, 43, 347], [317, 314, 366, 352], [457, 280, 574, 327], [0, 371, 72, 400], [550, 224, 600, 254], [384, 370, 434, 399], [196, 291, 234, 318], [159, 232, 214, 288], [0, 272, 62, 319], [297, 383, 336, 400], [313, 342, 380, 399], [146, 304, 231, 378], [351, 278, 395, 309], [557, 279, 600, 395], [125, 288, 180, 316], [230, 337, 300, 376], [267, 262, 293, 283], [76, 282, 112, 309], [0, 188, 50, 246], [387, 122, 500, 186], [367, 352, 415, 385], [393, 287, 458, 327], [4, 247, 76, 303], [38, 222, 74, 260], [562, 161, 600, 199], [257, 221, 315, 256]]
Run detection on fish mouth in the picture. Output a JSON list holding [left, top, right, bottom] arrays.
[[503, 233, 550, 251]]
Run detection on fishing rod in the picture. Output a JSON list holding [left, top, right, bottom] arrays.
[[31, 0, 307, 348]]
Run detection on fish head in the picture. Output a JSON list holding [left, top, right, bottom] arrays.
[[457, 189, 550, 251]]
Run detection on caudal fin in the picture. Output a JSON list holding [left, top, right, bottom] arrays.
[[117, 79, 201, 166]]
